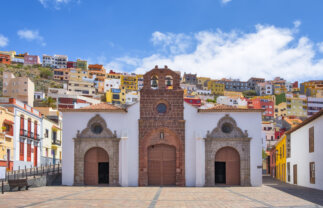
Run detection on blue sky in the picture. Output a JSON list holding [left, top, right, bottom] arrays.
[[1, 0, 323, 81]]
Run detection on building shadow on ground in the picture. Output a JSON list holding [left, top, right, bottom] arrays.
[[263, 175, 323, 206]]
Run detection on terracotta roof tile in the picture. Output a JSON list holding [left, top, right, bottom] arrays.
[[198, 104, 264, 112], [60, 102, 126, 112]]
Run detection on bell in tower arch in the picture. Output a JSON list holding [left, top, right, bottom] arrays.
[[151, 75, 158, 89], [165, 75, 173, 89]]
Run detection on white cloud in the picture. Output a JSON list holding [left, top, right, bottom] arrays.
[[17, 29, 46, 46], [39, 0, 79, 9], [151, 31, 192, 54], [318, 42, 323, 53], [0, 34, 8, 47], [108, 24, 323, 82], [293, 20, 301, 28], [221, 0, 232, 4]]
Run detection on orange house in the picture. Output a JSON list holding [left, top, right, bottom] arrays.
[[0, 54, 11, 65], [53, 68, 70, 81], [88, 64, 106, 82]]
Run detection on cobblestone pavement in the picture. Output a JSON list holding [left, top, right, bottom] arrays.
[[1, 176, 322, 208]]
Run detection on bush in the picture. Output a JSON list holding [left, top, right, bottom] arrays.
[[39, 67, 53, 79], [243, 90, 257, 98]]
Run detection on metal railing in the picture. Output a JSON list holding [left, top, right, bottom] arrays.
[[1, 163, 61, 194], [52, 139, 61, 146], [20, 129, 28, 137]]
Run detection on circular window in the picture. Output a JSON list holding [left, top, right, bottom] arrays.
[[91, 123, 103, 134], [221, 123, 233, 133], [156, 103, 167, 114]]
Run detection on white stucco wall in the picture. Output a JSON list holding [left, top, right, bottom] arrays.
[[184, 103, 263, 187], [62, 103, 140, 186], [286, 116, 323, 190], [63, 102, 262, 187]]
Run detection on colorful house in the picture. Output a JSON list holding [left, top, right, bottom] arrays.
[[207, 81, 224, 95], [0, 54, 11, 65], [0, 106, 15, 171], [106, 86, 126, 105], [184, 96, 202, 107], [286, 94, 307, 117], [275, 134, 286, 182], [269, 146, 276, 177], [76, 59, 88, 70], [53, 68, 70, 81], [0, 98, 42, 169], [121, 74, 138, 91], [24, 54, 40, 65]]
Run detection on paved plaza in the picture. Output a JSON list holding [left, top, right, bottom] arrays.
[[1, 176, 323, 208]]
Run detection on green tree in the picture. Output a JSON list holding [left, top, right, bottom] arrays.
[[39, 67, 53, 79], [243, 90, 257, 98], [42, 97, 56, 108]]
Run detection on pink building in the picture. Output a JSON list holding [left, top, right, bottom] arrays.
[[24, 54, 40, 65]]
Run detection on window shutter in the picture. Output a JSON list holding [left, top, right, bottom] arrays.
[[309, 127, 314, 153]]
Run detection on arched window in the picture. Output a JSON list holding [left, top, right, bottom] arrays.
[[151, 75, 158, 89], [165, 75, 173, 89]]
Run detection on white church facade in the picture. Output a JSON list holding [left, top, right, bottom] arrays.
[[61, 66, 263, 187]]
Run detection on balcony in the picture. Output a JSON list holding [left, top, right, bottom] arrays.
[[20, 129, 28, 137], [36, 134, 41, 141], [30, 132, 34, 139], [52, 139, 61, 146]]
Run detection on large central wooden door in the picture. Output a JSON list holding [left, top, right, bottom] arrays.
[[84, 147, 109, 185], [148, 144, 176, 186], [215, 147, 240, 185]]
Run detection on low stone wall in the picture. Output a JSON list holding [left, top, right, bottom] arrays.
[[1, 173, 61, 192]]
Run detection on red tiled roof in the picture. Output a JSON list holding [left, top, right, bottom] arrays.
[[198, 104, 264, 112], [60, 102, 126, 112]]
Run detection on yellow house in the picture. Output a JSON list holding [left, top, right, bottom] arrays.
[[106, 86, 126, 105], [274, 102, 287, 118], [223, 90, 243, 97], [198, 77, 211, 90], [34, 107, 62, 165], [0, 106, 15, 171], [0, 51, 16, 59], [207, 81, 224, 95], [275, 134, 286, 182], [69, 68, 89, 82], [273, 84, 287, 95], [121, 75, 138, 91], [42, 117, 62, 165]]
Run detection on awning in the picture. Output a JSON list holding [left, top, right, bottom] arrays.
[[52, 125, 61, 130], [3, 119, 14, 125]]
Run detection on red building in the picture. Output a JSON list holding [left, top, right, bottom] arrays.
[[184, 97, 202, 107], [249, 98, 274, 119], [275, 128, 285, 140], [67, 61, 76, 68], [0, 54, 11, 65]]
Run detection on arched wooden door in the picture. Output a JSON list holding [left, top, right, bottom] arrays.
[[148, 144, 176, 186], [84, 147, 109, 185], [215, 147, 240, 185]]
